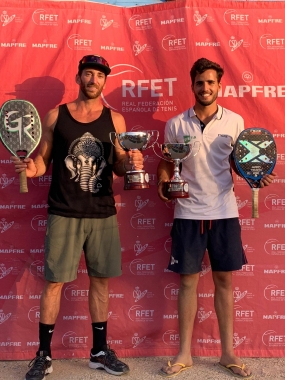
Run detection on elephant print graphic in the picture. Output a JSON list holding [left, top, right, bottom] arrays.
[[65, 132, 107, 194]]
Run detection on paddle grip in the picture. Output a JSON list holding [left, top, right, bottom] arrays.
[[19, 170, 28, 193], [252, 188, 259, 218]]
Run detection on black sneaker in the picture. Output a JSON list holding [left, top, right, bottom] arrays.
[[25, 350, 53, 380], [89, 345, 130, 376]]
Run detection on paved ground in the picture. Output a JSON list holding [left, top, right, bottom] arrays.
[[2, 356, 285, 379]]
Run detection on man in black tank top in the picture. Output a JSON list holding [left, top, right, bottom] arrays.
[[11, 55, 144, 380]]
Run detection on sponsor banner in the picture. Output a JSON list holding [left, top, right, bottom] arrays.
[[0, 0, 285, 360]]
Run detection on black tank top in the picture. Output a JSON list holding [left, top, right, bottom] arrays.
[[48, 104, 117, 218]]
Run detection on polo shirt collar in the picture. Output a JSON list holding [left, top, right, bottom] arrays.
[[188, 105, 223, 120]]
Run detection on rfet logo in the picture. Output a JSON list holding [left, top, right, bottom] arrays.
[[164, 283, 179, 300], [64, 284, 89, 301], [28, 306, 40, 323], [264, 194, 285, 210], [62, 331, 88, 348], [264, 239, 285, 255], [31, 215, 47, 232], [129, 259, 155, 275], [224, 9, 249, 25], [262, 330, 285, 347], [29, 260, 44, 277], [67, 34, 92, 51], [260, 34, 285, 50], [264, 284, 285, 301], [32, 9, 59, 26], [128, 305, 154, 322], [162, 330, 179, 346], [162, 35, 186, 51], [128, 15, 152, 31], [100, 15, 114, 30], [130, 213, 155, 229]]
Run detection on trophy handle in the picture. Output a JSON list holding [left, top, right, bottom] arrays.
[[109, 132, 117, 148], [144, 130, 159, 149], [152, 141, 165, 160]]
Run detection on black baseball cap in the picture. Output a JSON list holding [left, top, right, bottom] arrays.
[[78, 55, 111, 75]]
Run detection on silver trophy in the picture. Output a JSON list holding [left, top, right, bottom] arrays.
[[110, 131, 158, 190], [154, 142, 199, 198]]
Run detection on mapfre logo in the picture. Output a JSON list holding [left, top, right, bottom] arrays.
[[67, 34, 92, 51], [262, 330, 285, 347], [32, 9, 59, 26], [162, 35, 186, 51], [224, 9, 249, 25], [265, 194, 285, 210], [128, 15, 152, 31], [162, 330, 179, 346], [260, 34, 285, 50], [264, 239, 285, 255]]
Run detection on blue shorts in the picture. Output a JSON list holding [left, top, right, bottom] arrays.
[[168, 218, 247, 274]]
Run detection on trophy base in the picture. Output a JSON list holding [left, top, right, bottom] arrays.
[[164, 181, 189, 198], [124, 170, 150, 190]]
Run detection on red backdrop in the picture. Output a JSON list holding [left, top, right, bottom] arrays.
[[0, 0, 285, 360]]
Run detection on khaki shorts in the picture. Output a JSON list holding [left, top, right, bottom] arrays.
[[44, 214, 122, 282]]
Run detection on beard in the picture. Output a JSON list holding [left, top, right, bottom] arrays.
[[80, 83, 104, 99], [194, 91, 218, 106]]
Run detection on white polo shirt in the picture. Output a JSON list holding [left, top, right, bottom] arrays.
[[164, 105, 244, 220]]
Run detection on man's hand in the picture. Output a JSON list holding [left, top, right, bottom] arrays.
[[10, 156, 37, 178], [157, 180, 171, 202], [260, 171, 277, 188], [127, 150, 144, 171]]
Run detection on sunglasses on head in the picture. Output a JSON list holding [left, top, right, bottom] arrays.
[[79, 55, 110, 68]]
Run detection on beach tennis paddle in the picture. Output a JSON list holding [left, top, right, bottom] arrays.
[[0, 100, 42, 193], [233, 128, 277, 218]]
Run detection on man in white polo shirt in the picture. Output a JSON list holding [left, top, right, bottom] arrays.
[[157, 58, 275, 379]]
